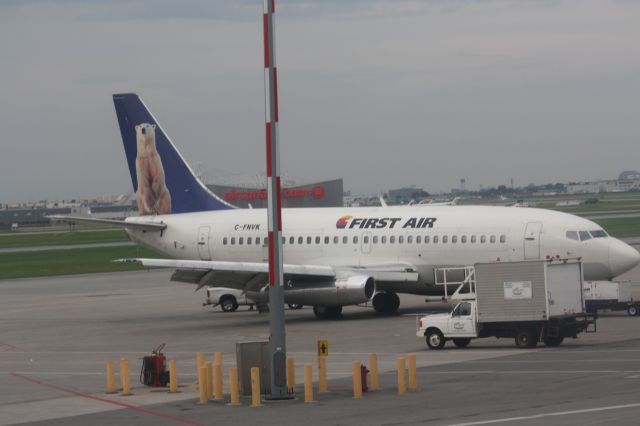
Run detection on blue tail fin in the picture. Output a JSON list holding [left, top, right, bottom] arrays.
[[113, 93, 234, 215]]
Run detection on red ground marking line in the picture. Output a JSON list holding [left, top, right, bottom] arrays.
[[10, 373, 205, 426]]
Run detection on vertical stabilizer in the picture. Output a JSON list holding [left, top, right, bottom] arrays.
[[113, 93, 234, 215]]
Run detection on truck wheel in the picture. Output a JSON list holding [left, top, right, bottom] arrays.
[[426, 330, 445, 350], [452, 338, 471, 348], [628, 305, 638, 316], [515, 329, 536, 349], [220, 296, 238, 312], [543, 336, 564, 347]]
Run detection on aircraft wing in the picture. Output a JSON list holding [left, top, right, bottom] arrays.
[[47, 215, 166, 232], [117, 258, 419, 291]]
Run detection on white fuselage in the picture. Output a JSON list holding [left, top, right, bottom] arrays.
[[126, 205, 639, 295]]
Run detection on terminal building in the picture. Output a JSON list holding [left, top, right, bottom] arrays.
[[206, 178, 343, 209]]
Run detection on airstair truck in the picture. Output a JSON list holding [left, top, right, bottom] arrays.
[[417, 259, 595, 349]]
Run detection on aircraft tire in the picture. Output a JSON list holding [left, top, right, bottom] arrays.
[[220, 296, 238, 312], [313, 305, 343, 319]]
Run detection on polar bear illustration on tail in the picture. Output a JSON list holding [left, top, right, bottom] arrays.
[[135, 123, 172, 215]]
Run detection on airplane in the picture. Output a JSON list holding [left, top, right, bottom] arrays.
[[51, 93, 640, 319]]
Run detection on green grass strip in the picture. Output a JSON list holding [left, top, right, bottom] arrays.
[[591, 217, 640, 238], [0, 245, 163, 279], [0, 230, 129, 249]]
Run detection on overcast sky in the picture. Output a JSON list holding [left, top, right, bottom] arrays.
[[1, 0, 639, 202]]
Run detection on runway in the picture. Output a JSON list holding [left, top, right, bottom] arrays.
[[1, 264, 640, 425]]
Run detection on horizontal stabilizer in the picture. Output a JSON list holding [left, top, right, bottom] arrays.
[[47, 215, 166, 231]]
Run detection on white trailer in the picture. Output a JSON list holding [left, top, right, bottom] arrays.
[[417, 259, 596, 349], [583, 281, 638, 316]]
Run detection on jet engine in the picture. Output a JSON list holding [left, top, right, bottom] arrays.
[[248, 275, 376, 307]]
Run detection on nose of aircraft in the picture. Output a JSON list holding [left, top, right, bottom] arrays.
[[609, 238, 640, 277]]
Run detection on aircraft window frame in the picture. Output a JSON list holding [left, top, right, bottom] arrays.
[[470, 235, 476, 243], [353, 236, 358, 244], [231, 237, 236, 245], [433, 236, 439, 243], [239, 237, 244, 245], [363, 236, 369, 244], [223, 237, 228, 245], [408, 235, 413, 244], [264, 237, 268, 245], [398, 236, 404, 244], [247, 237, 252, 245], [461, 235, 467, 243], [390, 236, 396, 244], [452, 235, 458, 243], [324, 236, 329, 244], [416, 236, 422, 244], [333, 236, 339, 244], [500, 235, 506, 243], [290, 236, 295, 244], [579, 231, 591, 241], [480, 235, 486, 243], [381, 236, 387, 244], [315, 236, 321, 244], [442, 235, 448, 243], [298, 236, 303, 244], [343, 236, 348, 244], [373, 236, 378, 244], [490, 235, 496, 244], [424, 235, 430, 243]]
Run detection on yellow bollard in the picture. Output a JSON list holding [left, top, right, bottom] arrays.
[[214, 352, 223, 366], [286, 357, 295, 392], [106, 361, 116, 394], [304, 363, 314, 402], [352, 361, 362, 399], [318, 356, 327, 393], [205, 362, 213, 400], [169, 360, 178, 393], [228, 367, 240, 405], [214, 363, 223, 400], [397, 357, 406, 395], [119, 358, 132, 396], [369, 354, 380, 390], [251, 367, 261, 407], [408, 353, 417, 391], [198, 366, 208, 404]]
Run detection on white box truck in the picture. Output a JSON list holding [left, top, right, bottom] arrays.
[[583, 281, 638, 316], [417, 259, 595, 349]]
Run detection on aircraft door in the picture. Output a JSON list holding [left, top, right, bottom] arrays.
[[361, 232, 372, 254], [524, 222, 542, 260], [197, 226, 211, 260]]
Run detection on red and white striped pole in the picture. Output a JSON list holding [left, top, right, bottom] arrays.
[[263, 0, 289, 399]]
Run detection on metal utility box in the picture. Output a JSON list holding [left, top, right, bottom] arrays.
[[236, 341, 270, 396], [475, 260, 584, 323]]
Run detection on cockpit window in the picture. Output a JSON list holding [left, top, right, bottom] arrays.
[[566, 231, 579, 241], [579, 231, 592, 241], [589, 230, 608, 238]]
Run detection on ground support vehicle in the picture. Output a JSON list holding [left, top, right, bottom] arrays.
[[203, 287, 255, 312], [583, 281, 639, 316], [417, 259, 596, 349]]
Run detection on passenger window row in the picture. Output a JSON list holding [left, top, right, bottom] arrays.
[[222, 234, 507, 246]]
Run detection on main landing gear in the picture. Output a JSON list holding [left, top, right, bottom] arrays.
[[313, 305, 343, 319], [372, 292, 400, 315]]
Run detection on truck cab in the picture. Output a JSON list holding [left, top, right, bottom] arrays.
[[417, 301, 478, 349]]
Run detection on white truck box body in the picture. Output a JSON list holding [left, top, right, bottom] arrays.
[[474, 260, 584, 323], [583, 281, 632, 303]]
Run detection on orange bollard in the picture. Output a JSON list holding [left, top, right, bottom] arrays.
[[352, 361, 362, 399], [304, 364, 314, 402], [318, 357, 328, 393], [251, 367, 261, 407], [369, 354, 380, 390], [214, 363, 223, 400], [214, 352, 223, 366], [119, 358, 132, 396], [169, 360, 178, 393], [198, 366, 208, 404], [228, 367, 240, 405], [106, 361, 116, 394], [205, 362, 213, 399], [408, 353, 417, 391], [286, 357, 295, 392], [397, 357, 406, 395]]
